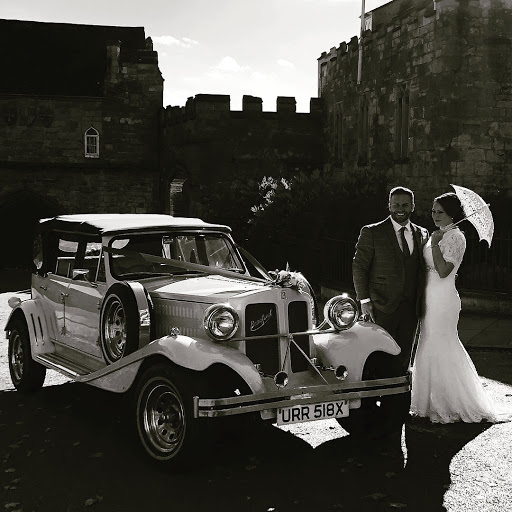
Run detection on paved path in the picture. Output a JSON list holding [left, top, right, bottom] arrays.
[[458, 313, 512, 350]]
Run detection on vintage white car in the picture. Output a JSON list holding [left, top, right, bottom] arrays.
[[6, 214, 410, 465]]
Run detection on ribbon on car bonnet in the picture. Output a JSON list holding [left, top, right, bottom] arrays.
[[103, 246, 270, 284]]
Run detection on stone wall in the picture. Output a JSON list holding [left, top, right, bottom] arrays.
[[0, 29, 163, 268], [318, 0, 512, 218], [161, 94, 324, 217], [0, 39, 163, 213]]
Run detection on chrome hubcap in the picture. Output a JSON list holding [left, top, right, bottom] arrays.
[[143, 383, 185, 455]]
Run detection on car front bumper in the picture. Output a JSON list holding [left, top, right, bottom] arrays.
[[193, 373, 411, 418]]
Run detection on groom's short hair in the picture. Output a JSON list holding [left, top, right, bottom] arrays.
[[389, 186, 414, 203]]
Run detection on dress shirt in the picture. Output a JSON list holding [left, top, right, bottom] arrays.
[[390, 217, 414, 254]]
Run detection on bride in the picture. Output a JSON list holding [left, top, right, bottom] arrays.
[[411, 192, 505, 423]]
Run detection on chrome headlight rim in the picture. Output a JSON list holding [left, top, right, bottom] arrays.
[[323, 294, 359, 331], [203, 304, 239, 342]]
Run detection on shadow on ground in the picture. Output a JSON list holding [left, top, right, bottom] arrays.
[[0, 381, 491, 512]]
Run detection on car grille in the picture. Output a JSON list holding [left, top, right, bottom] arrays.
[[245, 303, 279, 376], [289, 301, 310, 372], [244, 301, 310, 376]]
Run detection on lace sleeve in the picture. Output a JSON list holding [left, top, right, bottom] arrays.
[[440, 229, 466, 266]]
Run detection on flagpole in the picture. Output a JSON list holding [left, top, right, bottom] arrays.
[[357, 0, 366, 84]]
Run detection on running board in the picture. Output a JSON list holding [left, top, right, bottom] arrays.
[[35, 346, 147, 388], [36, 353, 96, 378]]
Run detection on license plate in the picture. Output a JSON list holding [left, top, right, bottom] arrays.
[[276, 400, 349, 426]]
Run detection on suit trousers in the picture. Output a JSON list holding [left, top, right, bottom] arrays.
[[374, 300, 418, 372]]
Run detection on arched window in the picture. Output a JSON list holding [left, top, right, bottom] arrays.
[[84, 126, 99, 158]]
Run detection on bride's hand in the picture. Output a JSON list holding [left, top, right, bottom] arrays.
[[431, 229, 444, 245]]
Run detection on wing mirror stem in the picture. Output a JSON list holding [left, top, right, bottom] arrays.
[[72, 269, 98, 288]]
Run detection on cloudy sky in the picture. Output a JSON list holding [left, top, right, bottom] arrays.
[[3, 0, 390, 112]]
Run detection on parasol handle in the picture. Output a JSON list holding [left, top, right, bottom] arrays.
[[442, 203, 490, 231]]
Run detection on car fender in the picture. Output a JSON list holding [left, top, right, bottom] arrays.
[[4, 299, 54, 356], [84, 334, 265, 394], [313, 321, 401, 383]]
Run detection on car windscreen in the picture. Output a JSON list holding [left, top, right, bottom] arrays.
[[109, 232, 245, 279]]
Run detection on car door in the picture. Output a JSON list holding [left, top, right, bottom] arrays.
[[61, 241, 106, 359], [35, 237, 79, 344]]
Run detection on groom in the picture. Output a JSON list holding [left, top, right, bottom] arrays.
[[352, 186, 429, 371]]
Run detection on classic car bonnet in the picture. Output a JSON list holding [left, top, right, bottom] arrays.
[[145, 274, 270, 302]]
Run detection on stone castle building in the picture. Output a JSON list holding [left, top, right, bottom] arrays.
[[0, 19, 163, 267], [318, 0, 512, 216], [1, 0, 511, 268]]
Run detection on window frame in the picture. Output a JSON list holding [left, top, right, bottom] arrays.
[[394, 85, 410, 161], [358, 96, 369, 165], [84, 126, 100, 159], [334, 104, 343, 163]]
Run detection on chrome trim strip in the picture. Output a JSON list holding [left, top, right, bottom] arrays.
[[193, 375, 411, 418], [228, 327, 338, 343]]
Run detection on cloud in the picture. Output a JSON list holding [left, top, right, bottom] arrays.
[[182, 37, 199, 46], [213, 56, 251, 73], [153, 35, 199, 48], [277, 59, 295, 69]]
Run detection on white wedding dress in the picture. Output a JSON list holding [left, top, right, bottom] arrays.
[[411, 228, 500, 423]]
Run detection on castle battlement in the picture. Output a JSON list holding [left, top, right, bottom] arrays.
[[164, 94, 323, 124], [317, 0, 439, 85]]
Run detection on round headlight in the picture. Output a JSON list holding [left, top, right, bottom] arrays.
[[204, 304, 239, 341], [323, 294, 359, 331]]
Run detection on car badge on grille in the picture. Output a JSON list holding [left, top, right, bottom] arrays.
[[250, 310, 273, 332]]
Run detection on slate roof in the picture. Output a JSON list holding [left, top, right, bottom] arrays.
[[0, 18, 147, 96]]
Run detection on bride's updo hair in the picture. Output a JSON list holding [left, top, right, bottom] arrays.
[[434, 192, 465, 223]]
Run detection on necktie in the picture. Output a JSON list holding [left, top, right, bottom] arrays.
[[400, 226, 410, 257]]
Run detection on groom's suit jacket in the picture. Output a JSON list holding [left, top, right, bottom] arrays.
[[353, 216, 429, 315]]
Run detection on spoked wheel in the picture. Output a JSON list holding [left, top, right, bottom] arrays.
[[337, 352, 410, 439], [100, 283, 139, 364], [135, 364, 202, 466], [8, 319, 46, 392]]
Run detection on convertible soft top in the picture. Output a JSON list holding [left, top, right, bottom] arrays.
[[38, 214, 231, 236]]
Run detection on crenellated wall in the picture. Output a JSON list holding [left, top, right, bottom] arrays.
[[161, 94, 324, 218], [318, 0, 512, 216]]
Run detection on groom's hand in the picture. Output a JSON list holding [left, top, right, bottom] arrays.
[[361, 301, 375, 323]]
